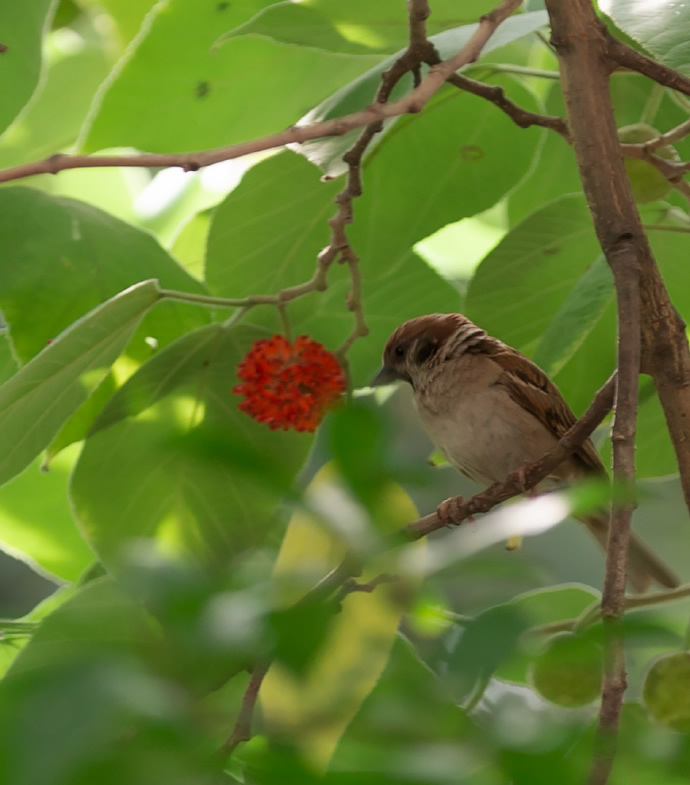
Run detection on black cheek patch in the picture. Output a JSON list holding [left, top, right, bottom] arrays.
[[414, 336, 439, 365]]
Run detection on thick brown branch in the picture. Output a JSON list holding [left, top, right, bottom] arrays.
[[546, 2, 690, 519], [404, 373, 617, 539], [542, 3, 669, 782]]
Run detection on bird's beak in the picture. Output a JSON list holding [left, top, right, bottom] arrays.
[[371, 365, 402, 386]]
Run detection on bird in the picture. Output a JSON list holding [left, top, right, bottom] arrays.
[[372, 312, 679, 593]]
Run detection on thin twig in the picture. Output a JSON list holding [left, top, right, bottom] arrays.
[[404, 373, 617, 539], [607, 33, 690, 99], [221, 661, 270, 755], [445, 71, 570, 138], [0, 0, 524, 187]]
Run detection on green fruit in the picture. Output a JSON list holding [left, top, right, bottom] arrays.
[[618, 122, 679, 204], [529, 632, 602, 708], [643, 651, 690, 732]]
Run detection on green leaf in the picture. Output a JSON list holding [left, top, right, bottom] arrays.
[[0, 187, 207, 364], [441, 603, 532, 698], [466, 194, 603, 350], [0, 332, 18, 386], [532, 255, 614, 377], [296, 11, 549, 175], [0, 579, 221, 785], [0, 446, 93, 582], [600, 0, 690, 76], [0, 0, 55, 135], [96, 0, 158, 48], [206, 72, 540, 384], [329, 635, 479, 775], [80, 0, 384, 153], [0, 24, 112, 169], [0, 280, 160, 487], [70, 324, 313, 574], [4, 578, 153, 680], [0, 186, 211, 458], [221, 0, 505, 55]]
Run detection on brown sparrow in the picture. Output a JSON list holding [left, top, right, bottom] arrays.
[[373, 313, 678, 592]]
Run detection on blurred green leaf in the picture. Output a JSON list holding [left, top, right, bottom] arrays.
[[0, 0, 55, 136], [70, 324, 313, 574], [80, 0, 383, 153], [0, 578, 223, 785], [438, 603, 532, 699], [495, 584, 600, 684], [0, 445, 93, 582], [329, 635, 486, 781], [0, 280, 160, 488]]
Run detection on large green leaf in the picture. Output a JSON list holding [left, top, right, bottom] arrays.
[[205, 151, 459, 386], [0, 0, 55, 136], [0, 579, 221, 785], [0, 280, 160, 487], [0, 187, 211, 457], [296, 10, 549, 176], [4, 578, 152, 680], [600, 0, 690, 76], [223, 0, 507, 55], [0, 188, 207, 364], [532, 255, 614, 378], [80, 0, 383, 153], [95, 0, 158, 48], [70, 324, 313, 574], [466, 194, 603, 349], [206, 76, 540, 384], [0, 24, 111, 169]]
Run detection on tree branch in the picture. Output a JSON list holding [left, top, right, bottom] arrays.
[[404, 373, 617, 539], [444, 71, 570, 139], [0, 0, 523, 187], [542, 3, 680, 782], [547, 2, 690, 518], [607, 34, 690, 98], [221, 661, 270, 756]]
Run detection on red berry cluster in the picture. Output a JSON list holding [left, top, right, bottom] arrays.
[[233, 335, 346, 432]]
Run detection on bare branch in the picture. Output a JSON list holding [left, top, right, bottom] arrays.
[[0, 0, 524, 187], [221, 662, 270, 756], [607, 33, 690, 98], [445, 71, 570, 139]]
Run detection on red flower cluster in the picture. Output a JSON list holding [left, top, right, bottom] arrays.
[[233, 334, 346, 432]]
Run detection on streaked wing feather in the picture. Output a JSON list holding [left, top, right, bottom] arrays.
[[482, 342, 605, 475]]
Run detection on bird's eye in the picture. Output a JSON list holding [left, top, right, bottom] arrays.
[[394, 345, 405, 357]]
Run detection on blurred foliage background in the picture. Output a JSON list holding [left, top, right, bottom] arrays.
[[2, 0, 690, 783]]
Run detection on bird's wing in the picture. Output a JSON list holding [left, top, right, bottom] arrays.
[[482, 342, 606, 476]]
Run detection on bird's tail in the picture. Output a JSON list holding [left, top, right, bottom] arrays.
[[582, 513, 679, 593]]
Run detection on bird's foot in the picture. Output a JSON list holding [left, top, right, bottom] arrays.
[[437, 496, 474, 527]]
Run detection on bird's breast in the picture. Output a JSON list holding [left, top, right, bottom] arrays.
[[415, 381, 560, 487]]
